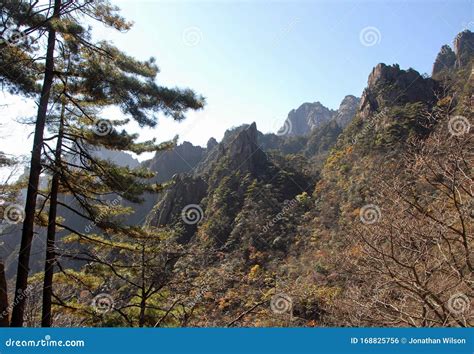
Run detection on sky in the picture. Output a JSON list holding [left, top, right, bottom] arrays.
[[1, 0, 473, 170]]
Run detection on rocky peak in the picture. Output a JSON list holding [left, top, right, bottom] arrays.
[[360, 63, 437, 119], [282, 102, 335, 136], [432, 45, 456, 76], [333, 95, 360, 128], [366, 63, 406, 87], [206, 137, 218, 150], [144, 141, 205, 182], [228, 122, 258, 156], [194, 123, 269, 179], [432, 30, 474, 77], [94, 149, 140, 168], [454, 30, 474, 68], [226, 122, 268, 175]]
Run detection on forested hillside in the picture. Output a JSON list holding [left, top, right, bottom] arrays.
[[0, 1, 472, 328]]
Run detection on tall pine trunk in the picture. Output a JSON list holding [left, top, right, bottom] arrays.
[[0, 261, 8, 327], [139, 294, 146, 328], [10, 0, 61, 327], [41, 103, 65, 327], [139, 246, 146, 327]]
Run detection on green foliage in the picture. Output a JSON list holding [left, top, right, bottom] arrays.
[[304, 120, 342, 156], [375, 102, 431, 146], [201, 175, 243, 246]]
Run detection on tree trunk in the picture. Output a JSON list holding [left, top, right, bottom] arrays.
[[41, 103, 65, 327], [139, 245, 146, 327], [10, 0, 61, 327], [0, 261, 8, 327], [139, 294, 146, 328]]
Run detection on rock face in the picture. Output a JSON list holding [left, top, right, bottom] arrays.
[[279, 96, 360, 136], [95, 149, 140, 168], [226, 122, 268, 175], [144, 141, 205, 182], [122, 142, 206, 226], [282, 102, 335, 136], [359, 63, 437, 119], [148, 174, 208, 242], [454, 30, 474, 68], [333, 95, 361, 128], [432, 30, 474, 77], [206, 137, 218, 150], [432, 45, 456, 76], [195, 123, 269, 179], [149, 174, 208, 226]]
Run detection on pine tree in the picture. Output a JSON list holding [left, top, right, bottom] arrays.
[[54, 225, 183, 327], [36, 23, 204, 326], [6, 1, 204, 326], [11, 0, 64, 327]]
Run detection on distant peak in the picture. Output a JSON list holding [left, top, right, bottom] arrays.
[[339, 95, 360, 104], [367, 63, 402, 87], [334, 95, 360, 128], [432, 45, 456, 77], [454, 29, 474, 43], [235, 122, 258, 146], [281, 101, 334, 136], [454, 30, 474, 68], [206, 137, 218, 150]]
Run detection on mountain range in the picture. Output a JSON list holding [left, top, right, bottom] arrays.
[[1, 30, 472, 327]]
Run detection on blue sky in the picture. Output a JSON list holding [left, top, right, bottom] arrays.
[[99, 0, 472, 147], [1, 0, 473, 167]]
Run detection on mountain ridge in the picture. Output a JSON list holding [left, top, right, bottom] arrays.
[[279, 95, 360, 137]]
